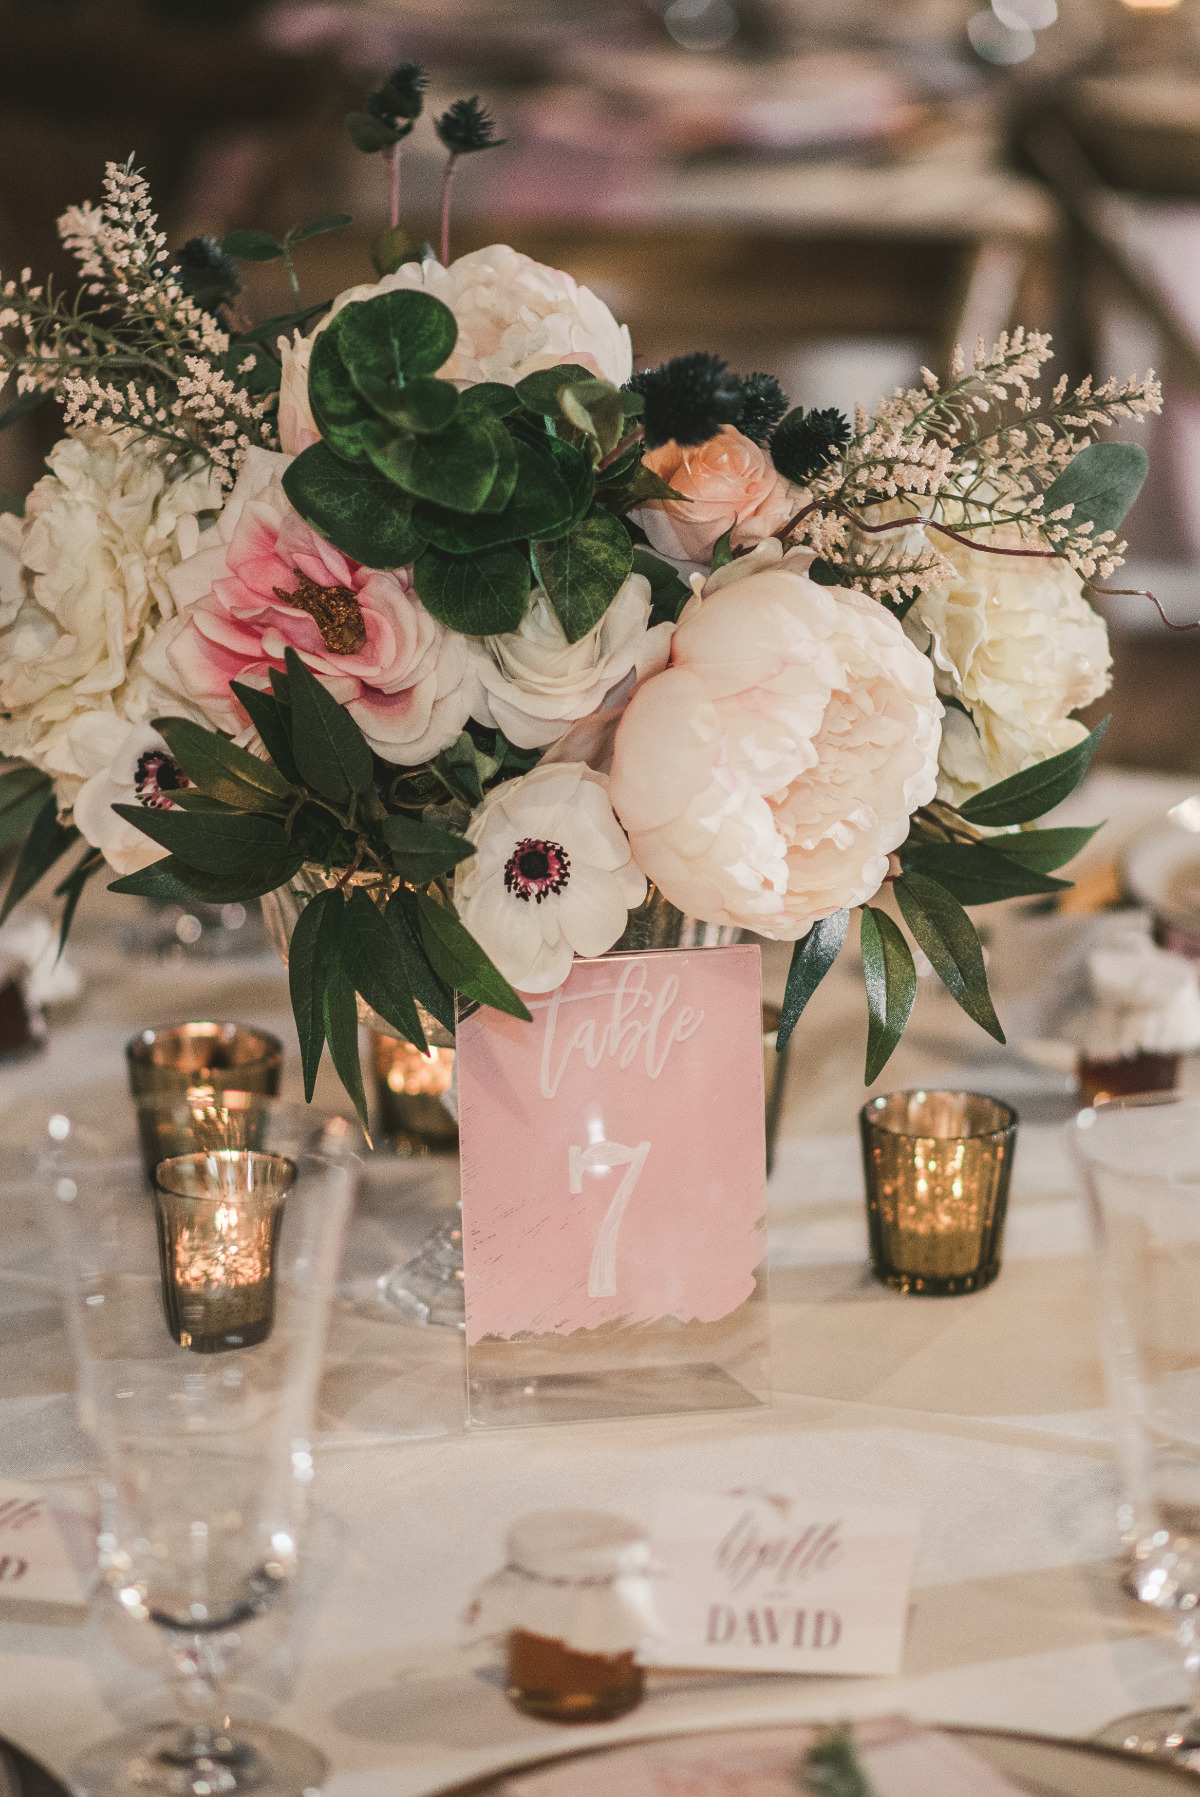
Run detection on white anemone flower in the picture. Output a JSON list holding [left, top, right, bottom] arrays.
[[455, 763, 646, 994]]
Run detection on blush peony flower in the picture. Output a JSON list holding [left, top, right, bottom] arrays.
[[631, 426, 803, 566], [455, 762, 646, 993], [465, 573, 673, 751], [70, 716, 191, 876], [903, 522, 1112, 806], [146, 449, 476, 764], [608, 546, 942, 938], [0, 430, 221, 785], [278, 244, 633, 451]]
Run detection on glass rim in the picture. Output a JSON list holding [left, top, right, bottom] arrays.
[[153, 1148, 299, 1200], [859, 1089, 1018, 1142], [126, 1021, 283, 1067]]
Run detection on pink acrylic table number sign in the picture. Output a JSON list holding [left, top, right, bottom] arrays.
[[456, 944, 771, 1428]]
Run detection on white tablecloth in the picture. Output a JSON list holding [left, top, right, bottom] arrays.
[[0, 768, 1197, 1796]]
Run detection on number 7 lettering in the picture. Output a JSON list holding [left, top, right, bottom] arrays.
[[569, 1139, 651, 1299]]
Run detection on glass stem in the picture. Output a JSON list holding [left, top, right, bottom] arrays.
[[1177, 1610, 1200, 1749], [164, 1630, 238, 1764]]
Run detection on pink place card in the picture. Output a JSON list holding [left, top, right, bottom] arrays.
[[455, 946, 767, 1348]]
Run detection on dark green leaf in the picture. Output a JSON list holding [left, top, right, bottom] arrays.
[[364, 415, 500, 513], [459, 383, 521, 419], [431, 733, 483, 806], [539, 435, 596, 533], [514, 363, 597, 415], [107, 854, 285, 905], [219, 346, 281, 397], [982, 822, 1104, 873], [283, 441, 424, 569], [532, 511, 633, 643], [284, 647, 374, 806], [859, 906, 917, 1084], [415, 890, 531, 1020], [412, 434, 573, 552], [380, 813, 475, 881], [893, 872, 1004, 1044], [710, 527, 734, 572], [958, 718, 1110, 827], [53, 848, 103, 958], [291, 213, 353, 243], [0, 795, 78, 925], [223, 228, 284, 261], [233, 300, 330, 345], [807, 557, 842, 588], [338, 289, 457, 398], [1040, 441, 1149, 538], [345, 110, 402, 153], [474, 415, 520, 515], [375, 375, 459, 436], [609, 461, 687, 510], [559, 378, 625, 456], [777, 910, 849, 1051], [900, 842, 1070, 906], [307, 326, 371, 462], [0, 767, 53, 851], [0, 487, 25, 518], [385, 889, 456, 1036], [314, 896, 369, 1130], [151, 717, 292, 811], [111, 804, 305, 887], [229, 680, 301, 785], [633, 548, 691, 628], [0, 389, 49, 433], [342, 887, 426, 1050], [287, 887, 336, 1100], [414, 546, 530, 635]]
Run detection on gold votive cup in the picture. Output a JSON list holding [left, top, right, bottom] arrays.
[[127, 1024, 282, 1181], [370, 1031, 458, 1156], [137, 1088, 270, 1185], [153, 1150, 295, 1353], [859, 1090, 1017, 1295]]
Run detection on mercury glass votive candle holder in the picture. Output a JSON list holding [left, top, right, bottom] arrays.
[[859, 1090, 1017, 1295], [370, 1031, 458, 1155], [128, 1024, 282, 1181], [153, 1150, 295, 1353]]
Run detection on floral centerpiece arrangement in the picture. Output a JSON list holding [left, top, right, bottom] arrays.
[[0, 72, 1161, 1124]]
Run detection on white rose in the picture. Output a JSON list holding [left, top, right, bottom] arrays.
[[0, 431, 222, 782], [609, 554, 942, 939], [278, 244, 633, 452], [466, 574, 673, 751], [455, 762, 646, 993], [904, 522, 1111, 806]]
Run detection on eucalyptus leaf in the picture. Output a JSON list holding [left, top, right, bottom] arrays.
[[514, 364, 597, 415], [414, 546, 531, 635], [1040, 441, 1149, 538], [283, 441, 424, 567], [374, 375, 459, 436], [222, 228, 283, 262], [364, 415, 500, 513], [291, 213, 353, 243], [859, 906, 917, 1085], [632, 548, 690, 628], [339, 288, 457, 395], [958, 719, 1109, 827], [151, 717, 292, 812], [413, 435, 573, 553], [341, 887, 427, 1050], [777, 910, 849, 1052], [415, 891, 532, 1020], [559, 378, 625, 455], [284, 647, 374, 807], [532, 511, 633, 643], [459, 383, 522, 419], [893, 872, 1005, 1043], [307, 324, 371, 462]]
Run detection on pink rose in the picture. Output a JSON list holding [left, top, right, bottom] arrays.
[[631, 426, 803, 565], [146, 451, 475, 764]]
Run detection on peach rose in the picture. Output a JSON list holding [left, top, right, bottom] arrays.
[[631, 426, 802, 565]]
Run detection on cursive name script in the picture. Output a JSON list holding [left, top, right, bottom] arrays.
[[538, 960, 704, 1100], [716, 1509, 844, 1594]]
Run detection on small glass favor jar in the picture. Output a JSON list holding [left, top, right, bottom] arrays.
[[463, 1510, 660, 1723]]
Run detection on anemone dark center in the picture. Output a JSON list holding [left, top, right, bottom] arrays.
[[135, 750, 190, 811], [274, 569, 367, 655], [504, 838, 571, 904]]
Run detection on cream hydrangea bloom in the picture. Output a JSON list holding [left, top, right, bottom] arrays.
[[466, 573, 673, 751], [903, 521, 1112, 806], [277, 245, 632, 453], [0, 430, 221, 793], [609, 542, 942, 938]]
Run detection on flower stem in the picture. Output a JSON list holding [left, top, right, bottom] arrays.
[[775, 498, 1064, 563], [390, 142, 402, 232], [597, 424, 645, 473], [439, 156, 457, 267]]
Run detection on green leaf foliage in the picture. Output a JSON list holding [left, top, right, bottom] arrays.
[[385, 890, 456, 1036], [540, 435, 596, 531], [380, 813, 475, 882], [414, 545, 531, 635], [958, 719, 1109, 827], [342, 289, 457, 385], [777, 910, 849, 1052], [415, 890, 531, 1020], [364, 413, 504, 513], [233, 301, 330, 345], [900, 842, 1070, 907], [229, 681, 301, 785], [0, 795, 79, 925], [376, 375, 459, 436], [559, 378, 625, 455], [284, 648, 374, 808], [283, 442, 424, 568], [292, 214, 353, 243], [859, 906, 917, 1084], [431, 732, 484, 806], [605, 460, 686, 510], [152, 716, 292, 812], [223, 228, 283, 261], [0, 390, 49, 433], [0, 766, 53, 850], [710, 527, 735, 572], [532, 511, 634, 643], [107, 854, 285, 906], [984, 822, 1103, 873], [893, 872, 1004, 1044], [346, 110, 402, 153], [341, 887, 427, 1050], [317, 894, 370, 1131], [633, 548, 691, 628], [111, 803, 305, 890], [412, 434, 574, 552], [1040, 441, 1149, 538], [513, 364, 596, 416], [54, 848, 103, 958], [288, 886, 338, 1101], [307, 327, 372, 462], [459, 382, 521, 419]]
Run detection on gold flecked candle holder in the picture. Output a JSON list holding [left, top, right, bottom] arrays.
[[153, 1150, 295, 1353], [370, 1031, 458, 1156], [859, 1090, 1017, 1295], [127, 1024, 282, 1181]]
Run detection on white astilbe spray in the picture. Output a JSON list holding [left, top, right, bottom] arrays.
[[0, 160, 275, 485], [789, 330, 1162, 603]]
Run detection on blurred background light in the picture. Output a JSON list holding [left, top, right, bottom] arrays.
[[662, 0, 739, 52], [968, 10, 1037, 63], [992, 0, 1059, 29]]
